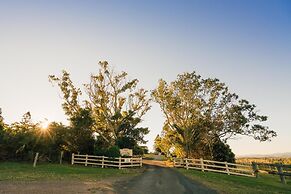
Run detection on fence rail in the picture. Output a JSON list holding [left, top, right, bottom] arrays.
[[71, 153, 142, 169], [174, 158, 254, 177], [252, 162, 291, 184]]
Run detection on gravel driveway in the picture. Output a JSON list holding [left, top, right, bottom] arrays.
[[0, 164, 217, 194]]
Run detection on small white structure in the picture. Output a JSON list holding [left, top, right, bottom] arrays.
[[120, 148, 133, 157]]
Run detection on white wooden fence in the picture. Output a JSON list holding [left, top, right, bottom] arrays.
[[174, 158, 254, 177], [253, 162, 291, 184], [71, 154, 142, 169]]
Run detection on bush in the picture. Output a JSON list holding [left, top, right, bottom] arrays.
[[212, 140, 235, 163], [106, 146, 120, 158]]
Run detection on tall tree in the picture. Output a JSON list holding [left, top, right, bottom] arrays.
[[49, 61, 151, 150], [152, 71, 276, 158], [84, 61, 151, 147]]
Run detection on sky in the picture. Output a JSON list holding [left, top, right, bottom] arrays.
[[0, 0, 290, 156]]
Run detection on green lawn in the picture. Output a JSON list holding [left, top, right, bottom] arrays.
[[177, 168, 291, 194], [0, 162, 142, 181]]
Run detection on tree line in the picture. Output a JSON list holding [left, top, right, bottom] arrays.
[[0, 61, 276, 162]]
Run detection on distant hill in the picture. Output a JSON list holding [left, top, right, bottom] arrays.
[[237, 152, 291, 158]]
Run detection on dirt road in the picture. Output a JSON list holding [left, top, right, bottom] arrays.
[[114, 165, 217, 194], [0, 164, 217, 194]]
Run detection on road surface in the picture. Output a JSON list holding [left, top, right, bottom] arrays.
[[114, 165, 217, 194]]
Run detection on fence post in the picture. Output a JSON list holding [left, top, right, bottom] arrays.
[[140, 157, 143, 167], [60, 151, 64, 165], [102, 156, 105, 168], [33, 152, 39, 167], [252, 162, 259, 178], [174, 158, 178, 167], [186, 158, 189, 170], [71, 153, 74, 165], [200, 158, 205, 172], [276, 164, 286, 184], [225, 162, 230, 175], [119, 157, 122, 169], [85, 154, 88, 166]]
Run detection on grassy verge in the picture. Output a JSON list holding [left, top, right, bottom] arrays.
[[0, 162, 142, 181], [176, 168, 291, 194]]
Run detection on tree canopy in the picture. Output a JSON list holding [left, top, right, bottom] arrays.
[[49, 61, 151, 153], [152, 71, 276, 159], [0, 62, 277, 162]]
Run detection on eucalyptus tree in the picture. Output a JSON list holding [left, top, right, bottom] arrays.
[[49, 61, 151, 150], [84, 61, 151, 146], [152, 72, 276, 158]]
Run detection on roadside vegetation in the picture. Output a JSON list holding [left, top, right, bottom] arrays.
[[0, 162, 142, 181], [177, 168, 291, 194], [0, 61, 150, 163]]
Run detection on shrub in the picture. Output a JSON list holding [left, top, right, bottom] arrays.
[[212, 140, 235, 163], [106, 146, 120, 158]]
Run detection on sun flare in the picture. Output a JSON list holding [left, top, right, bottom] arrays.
[[38, 119, 51, 137]]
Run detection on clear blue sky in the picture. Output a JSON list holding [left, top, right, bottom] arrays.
[[0, 0, 290, 155]]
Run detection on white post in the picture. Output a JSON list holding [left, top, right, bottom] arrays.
[[71, 153, 75, 165], [33, 152, 39, 167], [119, 157, 121, 169], [85, 154, 88, 166], [276, 164, 286, 184], [60, 151, 64, 165], [225, 162, 230, 175], [140, 157, 142, 167], [200, 158, 204, 172], [102, 156, 104, 168], [186, 158, 189, 170]]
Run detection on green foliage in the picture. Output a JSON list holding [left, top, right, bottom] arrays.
[[154, 135, 162, 153], [116, 136, 136, 149], [1, 61, 150, 161], [0, 108, 4, 130], [48, 71, 81, 119], [94, 145, 120, 158], [0, 108, 8, 160], [68, 108, 95, 154], [49, 61, 151, 153], [0, 109, 93, 162], [2, 112, 38, 160], [140, 146, 149, 154], [83, 61, 151, 146], [106, 146, 120, 158], [152, 71, 276, 159], [212, 139, 235, 163]]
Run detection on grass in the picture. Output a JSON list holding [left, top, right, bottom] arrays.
[[177, 168, 291, 194], [0, 162, 142, 181]]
